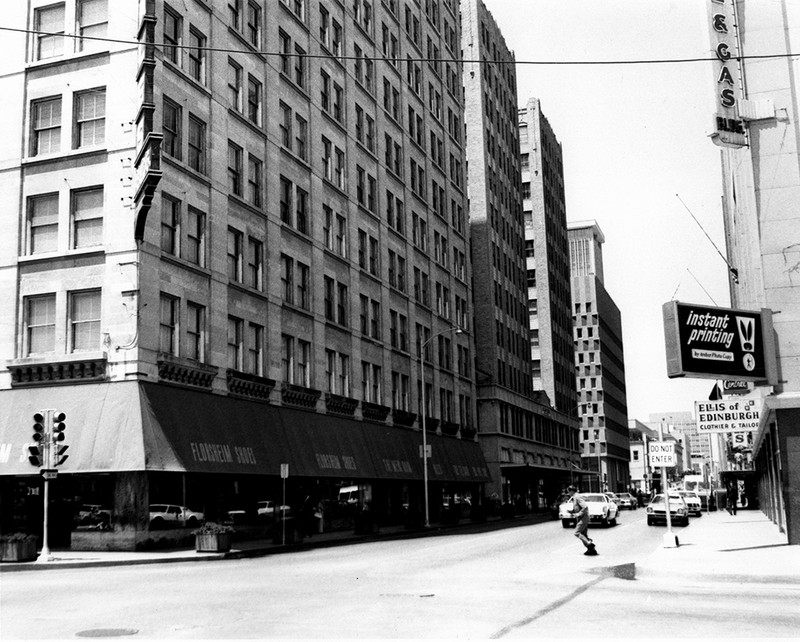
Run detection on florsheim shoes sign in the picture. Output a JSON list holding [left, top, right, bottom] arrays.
[[662, 301, 777, 383]]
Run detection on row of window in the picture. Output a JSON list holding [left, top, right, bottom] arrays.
[[22, 290, 101, 356], [30, 89, 106, 158]]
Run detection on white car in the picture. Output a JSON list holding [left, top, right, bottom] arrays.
[[646, 494, 690, 526], [256, 500, 291, 518], [149, 504, 205, 529], [675, 490, 703, 516], [558, 493, 619, 528]]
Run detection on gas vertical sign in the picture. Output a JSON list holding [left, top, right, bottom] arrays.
[[707, 0, 746, 147]]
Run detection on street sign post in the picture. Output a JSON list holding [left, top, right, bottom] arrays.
[[280, 463, 289, 545]]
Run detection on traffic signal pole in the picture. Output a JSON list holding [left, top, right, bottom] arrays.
[[36, 410, 54, 563]]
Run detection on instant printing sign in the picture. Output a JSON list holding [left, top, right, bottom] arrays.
[[663, 301, 776, 382]]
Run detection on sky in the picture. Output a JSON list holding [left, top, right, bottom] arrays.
[[483, 0, 733, 421]]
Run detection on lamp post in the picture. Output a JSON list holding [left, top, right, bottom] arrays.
[[594, 430, 602, 492], [420, 325, 462, 528]]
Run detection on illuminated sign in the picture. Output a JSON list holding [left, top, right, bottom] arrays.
[[707, 0, 746, 147], [662, 301, 777, 382]]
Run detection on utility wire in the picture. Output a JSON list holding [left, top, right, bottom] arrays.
[[676, 194, 739, 284], [687, 268, 718, 307], [3, 26, 799, 66]]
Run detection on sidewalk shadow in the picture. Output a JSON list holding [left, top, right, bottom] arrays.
[[719, 543, 791, 553]]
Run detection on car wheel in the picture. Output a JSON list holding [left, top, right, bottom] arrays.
[[647, 517, 654, 526], [561, 519, 572, 528], [150, 517, 164, 530], [681, 517, 690, 527], [186, 517, 198, 528], [601, 516, 609, 527], [609, 516, 617, 526]]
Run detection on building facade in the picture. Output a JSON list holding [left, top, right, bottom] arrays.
[[0, 0, 490, 549], [519, 97, 578, 418], [568, 221, 630, 492], [713, 0, 800, 543], [462, 0, 579, 512]]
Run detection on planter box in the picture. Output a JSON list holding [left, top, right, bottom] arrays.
[[195, 532, 231, 553], [0, 540, 38, 562]]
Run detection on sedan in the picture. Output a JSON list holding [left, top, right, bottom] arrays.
[[646, 494, 689, 526], [149, 504, 205, 529], [675, 490, 703, 516], [616, 492, 637, 510], [558, 493, 619, 528]]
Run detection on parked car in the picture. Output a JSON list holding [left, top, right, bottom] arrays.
[[616, 493, 637, 510], [605, 492, 621, 506], [558, 493, 619, 528], [646, 494, 689, 526], [675, 490, 703, 516], [256, 500, 291, 518], [549, 493, 571, 518], [149, 504, 205, 529]]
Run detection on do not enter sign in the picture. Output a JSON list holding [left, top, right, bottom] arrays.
[[648, 442, 676, 467]]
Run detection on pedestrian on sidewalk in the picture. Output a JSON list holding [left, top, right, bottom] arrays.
[[567, 485, 597, 556], [726, 484, 737, 516]]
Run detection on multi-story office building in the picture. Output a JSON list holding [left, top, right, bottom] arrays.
[[568, 221, 630, 492], [712, 0, 800, 543], [462, 0, 579, 511], [0, 0, 489, 548], [519, 98, 578, 417]]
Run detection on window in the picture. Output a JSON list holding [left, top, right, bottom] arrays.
[[25, 295, 56, 355], [72, 188, 103, 248], [282, 334, 294, 382], [227, 227, 243, 281], [294, 114, 307, 161], [247, 76, 262, 125], [27, 194, 58, 254], [78, 0, 108, 52], [279, 177, 308, 234], [228, 60, 242, 112], [159, 294, 179, 355], [325, 349, 350, 396], [32, 98, 62, 156], [35, 4, 65, 60], [184, 207, 205, 267], [247, 322, 264, 375], [187, 115, 206, 173], [186, 302, 205, 361], [296, 261, 310, 309], [161, 194, 179, 255], [281, 254, 294, 304], [163, 6, 182, 65], [247, 237, 263, 290], [162, 98, 181, 160], [337, 283, 348, 325], [279, 31, 291, 75], [229, 0, 242, 30], [297, 339, 311, 386], [247, 1, 262, 47], [247, 154, 263, 207], [289, 43, 306, 87], [68, 290, 101, 352], [361, 361, 382, 403], [228, 142, 242, 196], [188, 28, 206, 83], [281, 0, 306, 21], [228, 316, 243, 370]]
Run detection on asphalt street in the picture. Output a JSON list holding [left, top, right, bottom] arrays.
[[2, 510, 798, 639]]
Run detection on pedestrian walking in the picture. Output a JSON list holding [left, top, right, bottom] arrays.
[[726, 485, 737, 516], [567, 485, 597, 556]]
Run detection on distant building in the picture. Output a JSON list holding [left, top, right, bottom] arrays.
[[628, 419, 658, 493], [463, 0, 579, 509], [568, 221, 630, 492], [519, 97, 578, 417]]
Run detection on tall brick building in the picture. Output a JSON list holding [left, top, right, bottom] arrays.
[[462, 0, 579, 510], [0, 0, 489, 548]]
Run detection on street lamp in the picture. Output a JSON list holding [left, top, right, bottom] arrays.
[[594, 430, 602, 492], [420, 325, 462, 528]]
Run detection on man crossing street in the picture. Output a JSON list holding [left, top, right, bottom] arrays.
[[567, 485, 597, 555]]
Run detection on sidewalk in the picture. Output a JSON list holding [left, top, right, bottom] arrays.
[[0, 513, 551, 573], [636, 508, 800, 586]]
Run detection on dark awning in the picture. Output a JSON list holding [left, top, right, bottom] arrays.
[[0, 382, 490, 483], [0, 382, 184, 475]]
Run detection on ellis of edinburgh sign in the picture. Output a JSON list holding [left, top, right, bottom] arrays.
[[662, 302, 777, 383]]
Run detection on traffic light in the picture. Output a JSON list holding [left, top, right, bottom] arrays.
[[52, 412, 67, 466], [53, 444, 69, 467], [29, 412, 46, 467], [28, 445, 43, 467], [52, 412, 66, 441], [33, 412, 46, 442]]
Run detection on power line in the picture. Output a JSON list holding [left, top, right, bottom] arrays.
[[3, 26, 799, 66], [676, 194, 739, 284]]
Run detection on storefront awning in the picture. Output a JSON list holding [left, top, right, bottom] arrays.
[[0, 382, 490, 483]]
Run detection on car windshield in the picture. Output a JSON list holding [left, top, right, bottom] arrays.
[[584, 494, 606, 502]]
